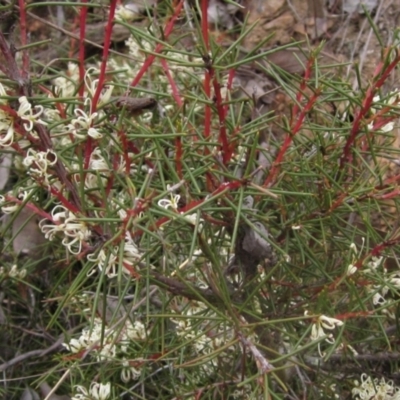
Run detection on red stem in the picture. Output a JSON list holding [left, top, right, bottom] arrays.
[[203, 70, 212, 141], [18, 0, 29, 79], [339, 50, 400, 169], [129, 0, 184, 88], [91, 0, 117, 112], [83, 0, 117, 170], [78, 1, 88, 99], [161, 58, 184, 177], [263, 90, 320, 188], [212, 77, 230, 164], [4, 196, 52, 221]]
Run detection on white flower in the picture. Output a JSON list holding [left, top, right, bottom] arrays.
[[62, 338, 83, 353], [306, 312, 344, 357], [84, 68, 114, 106], [71, 107, 97, 129], [352, 373, 400, 399], [389, 274, 400, 289], [368, 120, 394, 133], [0, 83, 14, 147], [115, 4, 138, 22], [8, 265, 19, 278], [90, 382, 111, 400], [0, 82, 8, 103], [53, 62, 79, 97], [39, 205, 91, 254], [22, 149, 57, 186], [125, 37, 152, 59], [0, 109, 14, 147], [180, 212, 203, 227], [87, 248, 118, 277], [88, 148, 109, 171], [87, 232, 142, 277], [17, 96, 47, 131], [121, 358, 142, 382], [88, 126, 103, 139], [366, 256, 384, 271], [0, 195, 19, 214], [71, 384, 90, 400], [72, 382, 111, 400], [125, 320, 147, 340], [347, 240, 364, 275], [372, 292, 386, 306], [372, 90, 400, 113], [69, 99, 99, 139], [158, 194, 180, 210], [347, 264, 357, 276], [84, 148, 110, 189]]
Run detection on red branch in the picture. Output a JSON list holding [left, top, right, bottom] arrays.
[[339, 50, 400, 169], [212, 77, 231, 164], [263, 89, 320, 188], [91, 0, 117, 112], [160, 58, 183, 177], [78, 1, 88, 99], [83, 0, 117, 170], [131, 179, 243, 237], [203, 68, 212, 141], [129, 0, 184, 88], [18, 0, 29, 79]]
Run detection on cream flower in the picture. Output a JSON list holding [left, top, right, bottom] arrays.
[[352, 373, 400, 399], [87, 232, 142, 278], [84, 67, 114, 106], [306, 311, 344, 357], [115, 4, 138, 22], [310, 314, 344, 343], [158, 194, 180, 210], [0, 110, 14, 147], [0, 195, 19, 214], [39, 205, 91, 254], [72, 382, 111, 400], [71, 111, 97, 134], [17, 96, 47, 131]]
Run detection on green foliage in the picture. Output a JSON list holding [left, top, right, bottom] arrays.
[[1, 2, 400, 400]]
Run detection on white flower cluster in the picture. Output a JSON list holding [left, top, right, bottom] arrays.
[[53, 62, 80, 97], [346, 242, 400, 318], [66, 68, 114, 140], [172, 302, 236, 375], [22, 148, 58, 187], [369, 89, 400, 133], [87, 232, 142, 278], [0, 264, 27, 279], [72, 382, 111, 400], [0, 189, 34, 214], [39, 205, 91, 254], [305, 312, 344, 357], [63, 317, 148, 382], [78, 147, 111, 191], [0, 84, 47, 148], [347, 240, 364, 276], [17, 96, 48, 132], [0, 194, 19, 214], [352, 373, 400, 399], [115, 4, 138, 22], [361, 256, 400, 318]]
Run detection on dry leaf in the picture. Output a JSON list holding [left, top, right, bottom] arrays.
[[39, 382, 70, 400], [12, 207, 47, 259], [0, 153, 12, 191]]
